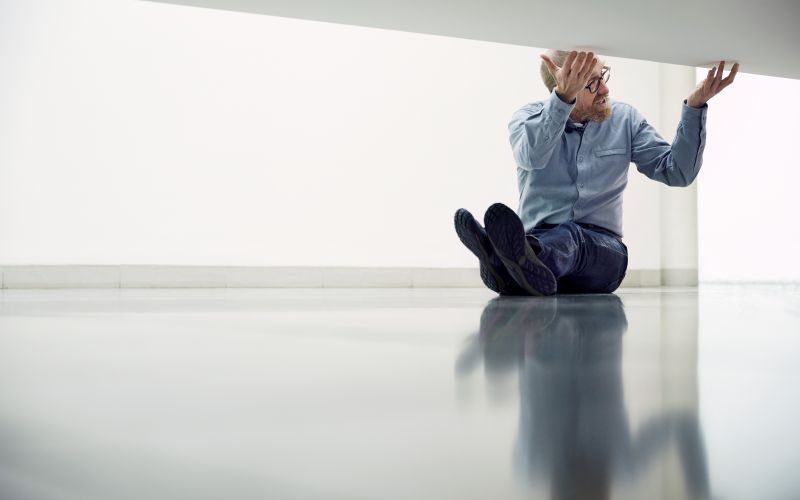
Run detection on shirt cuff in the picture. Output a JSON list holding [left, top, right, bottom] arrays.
[[680, 99, 707, 129], [547, 89, 576, 123]]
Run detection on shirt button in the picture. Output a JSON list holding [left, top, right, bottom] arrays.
[[578, 157, 583, 162], [545, 136, 549, 140], [579, 183, 584, 188], [576, 204, 581, 209], [560, 110, 565, 114]]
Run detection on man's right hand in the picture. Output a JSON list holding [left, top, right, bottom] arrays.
[[540, 51, 598, 104]]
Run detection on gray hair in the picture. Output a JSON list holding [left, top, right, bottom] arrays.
[[540, 50, 572, 92]]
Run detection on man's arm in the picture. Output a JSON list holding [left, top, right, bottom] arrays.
[[632, 61, 739, 186], [630, 103, 707, 187], [510, 51, 598, 171], [509, 91, 575, 171]]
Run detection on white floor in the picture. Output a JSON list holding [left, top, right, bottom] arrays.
[[0, 286, 798, 500]]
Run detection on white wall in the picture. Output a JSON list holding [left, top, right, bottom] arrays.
[[0, 0, 665, 269], [697, 70, 800, 282]]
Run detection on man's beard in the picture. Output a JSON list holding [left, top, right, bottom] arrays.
[[573, 94, 613, 123]]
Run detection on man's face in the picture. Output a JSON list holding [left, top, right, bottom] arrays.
[[572, 61, 611, 123]]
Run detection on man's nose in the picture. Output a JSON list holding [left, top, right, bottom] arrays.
[[597, 80, 610, 95]]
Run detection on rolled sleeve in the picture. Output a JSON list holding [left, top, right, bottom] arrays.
[[631, 101, 708, 187], [679, 100, 708, 173], [509, 90, 576, 171]]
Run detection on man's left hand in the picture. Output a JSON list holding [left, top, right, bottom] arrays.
[[687, 61, 739, 108]]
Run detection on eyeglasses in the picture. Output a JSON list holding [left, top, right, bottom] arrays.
[[585, 67, 611, 94]]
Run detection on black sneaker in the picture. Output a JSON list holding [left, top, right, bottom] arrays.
[[484, 203, 557, 296], [454, 208, 523, 295]]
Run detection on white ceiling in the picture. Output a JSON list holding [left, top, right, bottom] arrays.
[[144, 0, 800, 81]]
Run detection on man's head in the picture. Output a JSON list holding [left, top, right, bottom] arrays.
[[540, 49, 612, 124]]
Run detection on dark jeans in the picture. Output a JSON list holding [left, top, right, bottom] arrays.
[[526, 222, 628, 294]]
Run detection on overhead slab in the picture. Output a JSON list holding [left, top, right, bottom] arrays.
[[143, 0, 800, 80]]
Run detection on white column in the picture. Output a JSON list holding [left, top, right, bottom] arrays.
[[658, 64, 699, 286]]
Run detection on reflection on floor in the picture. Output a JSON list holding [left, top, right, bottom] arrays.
[[0, 286, 798, 500], [459, 294, 708, 500]]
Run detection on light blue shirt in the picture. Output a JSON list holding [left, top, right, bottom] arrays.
[[509, 89, 708, 237]]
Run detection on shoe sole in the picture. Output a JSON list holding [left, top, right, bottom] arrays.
[[484, 203, 556, 296], [454, 208, 509, 294]]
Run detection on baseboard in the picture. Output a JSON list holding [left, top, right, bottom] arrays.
[[0, 265, 484, 289], [619, 269, 663, 288], [661, 268, 699, 286], [0, 266, 691, 289]]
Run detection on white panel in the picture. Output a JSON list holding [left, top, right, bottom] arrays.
[[144, 0, 800, 80], [698, 70, 800, 282]]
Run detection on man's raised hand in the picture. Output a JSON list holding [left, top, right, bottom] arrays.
[[687, 61, 739, 108], [540, 51, 598, 104]]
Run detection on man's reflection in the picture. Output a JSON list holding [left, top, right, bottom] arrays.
[[456, 296, 709, 500]]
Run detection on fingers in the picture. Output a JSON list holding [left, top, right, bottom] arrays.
[[579, 52, 596, 77], [541, 50, 598, 97], [704, 67, 715, 93], [711, 61, 725, 93], [565, 51, 595, 78], [571, 52, 586, 75], [722, 63, 739, 84], [698, 61, 740, 103], [718, 62, 740, 91], [727, 62, 740, 80], [562, 51, 579, 73], [539, 55, 560, 77]]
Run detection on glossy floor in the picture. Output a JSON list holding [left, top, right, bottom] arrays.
[[0, 286, 799, 500]]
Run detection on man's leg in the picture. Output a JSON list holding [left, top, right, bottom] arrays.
[[453, 208, 526, 295], [483, 203, 557, 296], [483, 203, 627, 295], [530, 222, 628, 294]]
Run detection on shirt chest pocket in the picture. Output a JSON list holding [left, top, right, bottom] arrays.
[[588, 147, 630, 180], [594, 148, 628, 158]]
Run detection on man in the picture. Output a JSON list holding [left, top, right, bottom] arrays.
[[454, 50, 738, 296]]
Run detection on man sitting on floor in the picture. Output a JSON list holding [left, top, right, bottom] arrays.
[[454, 50, 738, 296]]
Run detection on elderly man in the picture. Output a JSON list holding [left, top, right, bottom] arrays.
[[454, 50, 738, 296]]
